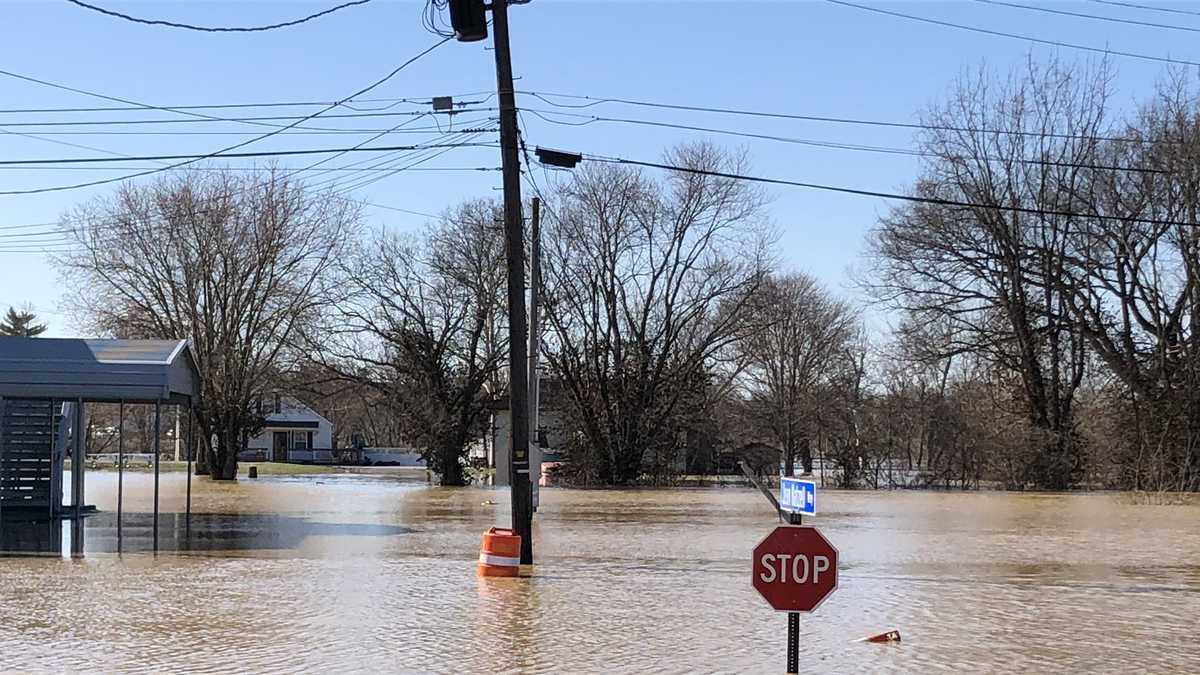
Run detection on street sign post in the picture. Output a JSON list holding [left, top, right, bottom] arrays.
[[779, 477, 816, 516], [752, 526, 839, 673]]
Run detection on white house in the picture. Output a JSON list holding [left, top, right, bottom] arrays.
[[489, 377, 566, 488], [241, 395, 335, 463]]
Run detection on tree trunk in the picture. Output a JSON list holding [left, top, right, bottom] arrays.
[[210, 427, 239, 480], [439, 443, 465, 487], [195, 422, 211, 476], [799, 436, 813, 475]]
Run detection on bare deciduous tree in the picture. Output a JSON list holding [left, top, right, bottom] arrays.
[[736, 272, 857, 476], [541, 142, 774, 485], [1059, 72, 1200, 490], [59, 168, 357, 479], [311, 200, 507, 486], [866, 58, 1106, 489]]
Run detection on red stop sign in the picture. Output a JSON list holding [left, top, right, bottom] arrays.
[[752, 526, 839, 612]]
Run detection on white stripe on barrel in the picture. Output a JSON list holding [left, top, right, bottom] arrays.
[[479, 552, 520, 567]]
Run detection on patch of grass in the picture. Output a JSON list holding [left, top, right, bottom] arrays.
[[240, 462, 340, 476]]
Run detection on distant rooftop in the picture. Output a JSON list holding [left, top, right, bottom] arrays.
[[0, 338, 199, 403]]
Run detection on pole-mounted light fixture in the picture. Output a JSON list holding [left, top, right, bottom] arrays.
[[535, 147, 582, 169]]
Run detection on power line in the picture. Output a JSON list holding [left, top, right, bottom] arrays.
[[562, 149, 1199, 228], [0, 133, 491, 235], [0, 228, 68, 240], [0, 67, 358, 135], [0, 190, 456, 250], [974, 0, 1200, 34], [0, 221, 58, 232], [0, 109, 495, 129], [522, 91, 1155, 145], [0, 127, 144, 158], [0, 92, 493, 115], [325, 133, 488, 193], [0, 119, 495, 136], [0, 133, 487, 242], [522, 107, 1164, 175], [0, 36, 454, 195], [293, 127, 488, 193], [0, 142, 495, 167], [65, 0, 374, 32], [0, 165, 499, 172], [1087, 0, 1200, 19], [0, 97, 466, 207], [824, 0, 1200, 68], [0, 68, 478, 144]]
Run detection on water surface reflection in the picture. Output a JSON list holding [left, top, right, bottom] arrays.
[[0, 473, 1197, 673]]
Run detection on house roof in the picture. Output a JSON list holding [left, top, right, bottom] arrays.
[[0, 337, 200, 403], [261, 397, 332, 427]]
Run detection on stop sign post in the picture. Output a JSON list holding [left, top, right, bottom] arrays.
[[752, 526, 839, 673]]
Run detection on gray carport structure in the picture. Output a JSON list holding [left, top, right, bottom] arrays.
[[0, 337, 200, 556]]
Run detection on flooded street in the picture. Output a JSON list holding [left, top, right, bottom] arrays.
[[1, 473, 1198, 673]]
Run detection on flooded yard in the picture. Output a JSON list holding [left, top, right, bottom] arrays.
[[1, 472, 1198, 673]]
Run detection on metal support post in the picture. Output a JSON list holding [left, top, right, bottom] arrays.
[[185, 405, 193, 533], [787, 612, 799, 674], [153, 400, 160, 553], [72, 399, 84, 520]]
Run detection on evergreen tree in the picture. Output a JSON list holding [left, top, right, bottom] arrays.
[[0, 306, 47, 337]]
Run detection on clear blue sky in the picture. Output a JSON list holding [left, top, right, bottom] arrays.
[[0, 0, 1195, 336]]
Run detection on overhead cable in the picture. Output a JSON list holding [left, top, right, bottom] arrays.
[[0, 36, 454, 195], [64, 0, 374, 32], [0, 142, 495, 167], [522, 108, 1163, 175], [0, 93, 493, 115], [824, 0, 1200, 67], [974, 0, 1200, 33], [1087, 0, 1200, 19], [522, 91, 1159, 145], [0, 109, 495, 129], [562, 150, 1199, 228]]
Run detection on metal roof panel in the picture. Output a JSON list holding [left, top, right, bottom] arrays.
[[0, 338, 199, 403]]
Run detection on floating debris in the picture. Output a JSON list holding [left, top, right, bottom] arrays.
[[857, 630, 902, 644]]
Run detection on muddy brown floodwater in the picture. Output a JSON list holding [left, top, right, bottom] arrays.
[[1, 471, 1198, 673]]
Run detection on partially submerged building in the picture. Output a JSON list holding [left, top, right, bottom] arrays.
[[0, 337, 199, 554]]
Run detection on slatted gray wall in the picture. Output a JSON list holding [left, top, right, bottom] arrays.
[[0, 398, 59, 515]]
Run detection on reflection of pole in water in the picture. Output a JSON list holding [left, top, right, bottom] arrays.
[[185, 405, 193, 542], [0, 518, 64, 557], [475, 576, 539, 672], [69, 514, 84, 558]]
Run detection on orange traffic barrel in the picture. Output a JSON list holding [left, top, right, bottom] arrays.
[[477, 527, 521, 577]]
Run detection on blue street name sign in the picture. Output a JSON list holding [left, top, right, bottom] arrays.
[[779, 477, 816, 516]]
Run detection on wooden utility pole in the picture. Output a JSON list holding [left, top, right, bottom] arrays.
[[528, 197, 542, 511], [490, 0, 533, 566]]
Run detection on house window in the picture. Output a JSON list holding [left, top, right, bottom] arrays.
[[289, 430, 313, 449]]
